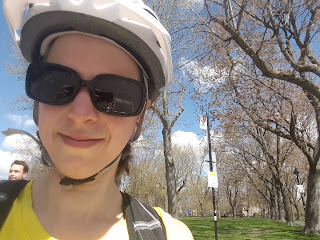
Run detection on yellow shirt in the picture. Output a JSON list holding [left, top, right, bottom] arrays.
[[0, 182, 173, 240]]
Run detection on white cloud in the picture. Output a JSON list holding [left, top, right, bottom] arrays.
[[6, 114, 35, 129], [0, 134, 40, 179], [171, 130, 224, 155], [192, 0, 203, 3], [179, 57, 228, 94], [7, 114, 24, 126], [3, 135, 22, 151], [171, 130, 225, 172], [172, 130, 204, 148], [24, 119, 36, 128], [183, 0, 204, 11], [3, 134, 38, 152]]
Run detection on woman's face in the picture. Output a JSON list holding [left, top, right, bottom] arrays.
[[38, 34, 144, 179]]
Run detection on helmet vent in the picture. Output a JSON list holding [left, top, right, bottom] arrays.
[[143, 8, 158, 20]]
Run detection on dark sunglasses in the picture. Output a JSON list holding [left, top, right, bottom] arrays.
[[26, 62, 147, 116]]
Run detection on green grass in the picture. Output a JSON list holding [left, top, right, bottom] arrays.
[[179, 217, 320, 240]]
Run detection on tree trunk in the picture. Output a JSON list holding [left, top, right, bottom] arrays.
[[162, 127, 178, 218], [276, 185, 285, 221], [293, 202, 301, 220], [199, 188, 209, 218], [304, 167, 320, 235], [277, 163, 294, 225], [199, 202, 205, 218], [269, 191, 276, 220], [232, 207, 236, 218], [280, 183, 294, 226], [153, 85, 182, 219]]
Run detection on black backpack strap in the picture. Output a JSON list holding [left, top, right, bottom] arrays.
[[122, 192, 167, 240], [0, 180, 29, 230]]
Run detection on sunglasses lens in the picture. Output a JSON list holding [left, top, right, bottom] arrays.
[[27, 64, 78, 105], [26, 63, 146, 116], [94, 76, 144, 115]]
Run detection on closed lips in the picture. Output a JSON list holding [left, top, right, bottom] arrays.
[[59, 133, 103, 148]]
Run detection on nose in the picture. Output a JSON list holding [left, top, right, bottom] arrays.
[[66, 87, 98, 124]]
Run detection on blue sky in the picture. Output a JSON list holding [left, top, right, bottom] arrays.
[[0, 2, 206, 180], [0, 2, 38, 179]]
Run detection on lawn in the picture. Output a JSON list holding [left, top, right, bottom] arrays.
[[180, 217, 320, 240]]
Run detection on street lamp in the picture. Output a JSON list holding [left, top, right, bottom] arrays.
[[293, 168, 300, 183], [293, 168, 306, 210], [2, 128, 42, 147]]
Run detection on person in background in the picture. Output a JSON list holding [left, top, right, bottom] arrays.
[[8, 160, 29, 180]]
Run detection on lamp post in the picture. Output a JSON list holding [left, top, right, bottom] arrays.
[[200, 111, 218, 240], [206, 114, 218, 240], [1, 128, 41, 146], [293, 168, 306, 210]]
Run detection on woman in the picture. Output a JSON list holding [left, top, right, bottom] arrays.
[[1, 0, 193, 239]]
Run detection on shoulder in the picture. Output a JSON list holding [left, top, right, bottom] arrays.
[[171, 218, 194, 240], [154, 207, 194, 240]]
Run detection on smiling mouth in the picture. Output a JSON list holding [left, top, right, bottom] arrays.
[[60, 134, 103, 148]]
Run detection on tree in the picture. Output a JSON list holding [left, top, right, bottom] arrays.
[[5, 40, 31, 111], [151, 87, 185, 218], [188, 0, 320, 234], [3, 134, 47, 180], [122, 139, 168, 209], [146, 0, 197, 217], [172, 144, 199, 199], [186, 174, 211, 217], [175, 143, 215, 217], [123, 138, 204, 215], [250, 127, 295, 224]]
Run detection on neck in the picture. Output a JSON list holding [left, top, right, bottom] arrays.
[[31, 169, 126, 239], [32, 169, 123, 218]]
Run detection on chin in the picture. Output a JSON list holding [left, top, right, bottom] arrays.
[[55, 162, 107, 179]]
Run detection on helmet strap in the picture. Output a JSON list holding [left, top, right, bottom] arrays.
[[59, 153, 122, 189], [37, 131, 122, 188], [4, 129, 123, 189]]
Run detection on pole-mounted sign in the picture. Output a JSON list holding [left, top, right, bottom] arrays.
[[199, 115, 207, 130], [205, 152, 218, 189]]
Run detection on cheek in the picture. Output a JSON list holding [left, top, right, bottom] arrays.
[[38, 104, 59, 141], [38, 103, 64, 124], [107, 116, 138, 138], [101, 115, 138, 147], [38, 103, 54, 125]]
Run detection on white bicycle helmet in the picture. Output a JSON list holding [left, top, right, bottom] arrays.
[[3, 0, 172, 103]]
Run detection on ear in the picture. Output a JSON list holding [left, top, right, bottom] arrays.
[[138, 99, 151, 121], [33, 101, 39, 126], [131, 100, 150, 142], [146, 99, 151, 109], [23, 172, 28, 179]]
